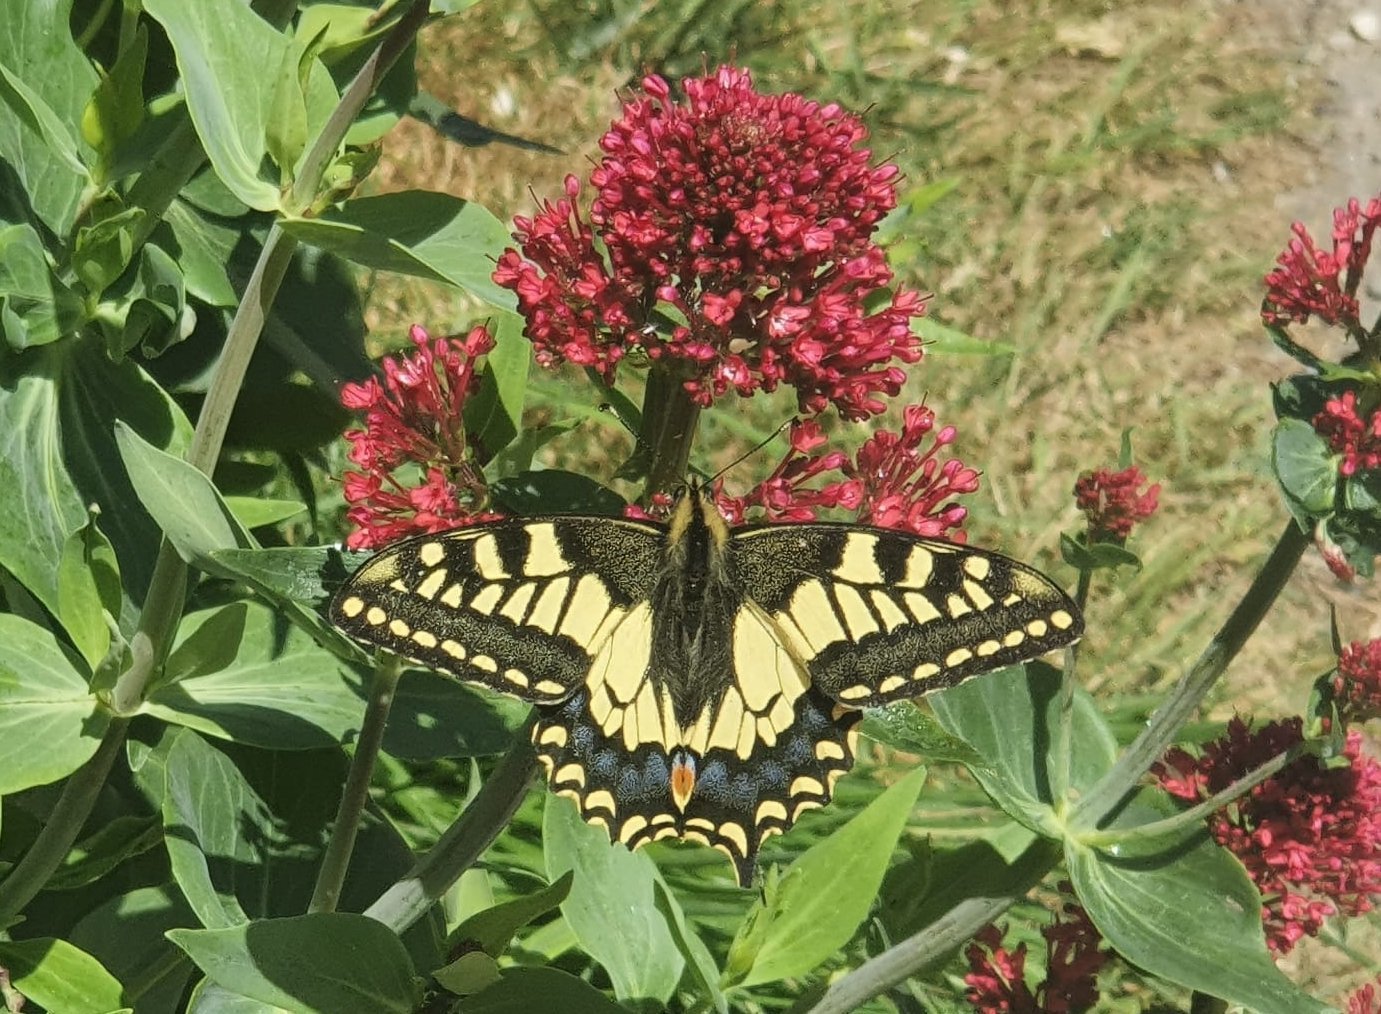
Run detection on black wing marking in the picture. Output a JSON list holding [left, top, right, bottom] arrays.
[[329, 517, 665, 703], [729, 524, 1083, 707]]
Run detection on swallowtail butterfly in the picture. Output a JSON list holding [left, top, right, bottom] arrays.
[[330, 484, 1082, 885]]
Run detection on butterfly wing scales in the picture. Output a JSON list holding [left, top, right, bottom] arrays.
[[729, 524, 1082, 708], [330, 517, 665, 704]]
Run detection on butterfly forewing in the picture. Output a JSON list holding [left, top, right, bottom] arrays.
[[728, 524, 1083, 708], [330, 517, 664, 704]]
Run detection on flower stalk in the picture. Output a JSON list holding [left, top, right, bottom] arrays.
[[310, 653, 404, 915], [1070, 519, 1310, 828], [365, 719, 539, 934], [807, 837, 1063, 1014]]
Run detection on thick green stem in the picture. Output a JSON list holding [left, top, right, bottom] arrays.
[[806, 837, 1062, 1014], [640, 363, 702, 499], [1052, 645, 1078, 813], [310, 654, 403, 914], [1071, 520, 1309, 828], [109, 223, 300, 713], [1077, 737, 1316, 850], [365, 720, 539, 933], [0, 718, 130, 924]]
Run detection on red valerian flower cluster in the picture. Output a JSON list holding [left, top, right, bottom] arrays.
[[964, 895, 1107, 1012], [1262, 194, 1381, 331], [651, 407, 979, 540], [1349, 977, 1381, 1014], [1313, 390, 1381, 477], [339, 325, 501, 549], [1072, 465, 1160, 543], [1154, 717, 1381, 955], [493, 66, 925, 420], [1336, 638, 1381, 723]]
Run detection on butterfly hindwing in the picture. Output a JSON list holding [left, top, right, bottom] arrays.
[[535, 682, 858, 887], [728, 523, 1083, 708], [330, 517, 665, 704]]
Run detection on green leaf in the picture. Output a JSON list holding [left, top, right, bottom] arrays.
[[1058, 532, 1142, 572], [433, 951, 502, 996], [56, 511, 123, 672], [916, 316, 1014, 356], [164, 200, 239, 307], [385, 672, 527, 760], [48, 815, 163, 891], [168, 915, 419, 1014], [161, 602, 249, 687], [0, 613, 107, 793], [223, 495, 307, 530], [185, 980, 291, 1013], [484, 421, 577, 481], [80, 26, 147, 181], [73, 205, 145, 296], [451, 871, 573, 958], [652, 875, 728, 1014], [1272, 417, 1337, 517], [878, 825, 1038, 941], [115, 420, 252, 562], [1068, 789, 1329, 1014], [101, 241, 190, 358], [1344, 469, 1381, 513], [543, 795, 683, 1004], [929, 663, 1117, 835], [0, 938, 127, 1014], [0, 55, 89, 234], [0, 223, 83, 350], [466, 310, 531, 461], [279, 192, 517, 309], [861, 700, 986, 768], [147, 601, 365, 750], [141, 0, 335, 211], [727, 765, 927, 989], [207, 545, 367, 663], [0, 55, 84, 175], [490, 470, 626, 515], [69, 884, 197, 1014], [160, 729, 444, 966], [161, 730, 262, 927], [265, 44, 309, 180], [0, 338, 192, 629], [464, 967, 628, 1014]]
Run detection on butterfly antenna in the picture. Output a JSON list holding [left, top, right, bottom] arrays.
[[707, 418, 795, 486]]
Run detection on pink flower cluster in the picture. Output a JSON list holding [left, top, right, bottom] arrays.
[[1072, 465, 1160, 543], [1350, 977, 1381, 1014], [631, 407, 979, 539], [1155, 717, 1381, 955], [1336, 638, 1381, 723], [964, 894, 1107, 1012], [493, 66, 925, 421], [339, 325, 501, 549], [1313, 390, 1381, 477], [1262, 194, 1381, 330]]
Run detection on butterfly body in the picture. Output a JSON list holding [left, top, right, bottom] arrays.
[[330, 484, 1082, 885]]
